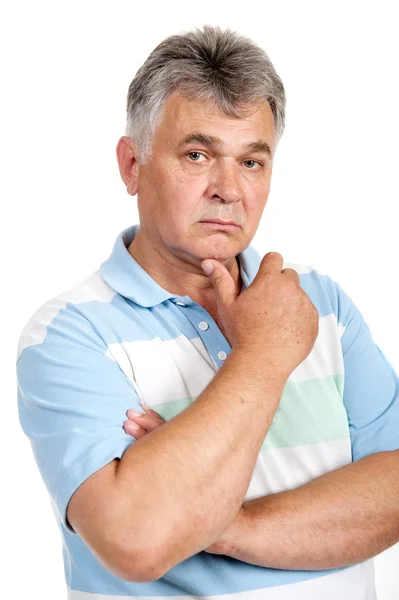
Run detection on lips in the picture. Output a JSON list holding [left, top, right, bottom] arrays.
[[200, 219, 239, 226]]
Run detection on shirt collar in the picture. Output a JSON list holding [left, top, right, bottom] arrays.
[[100, 223, 262, 308]]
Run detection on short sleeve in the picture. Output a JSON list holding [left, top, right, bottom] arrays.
[[322, 274, 399, 462], [16, 335, 143, 535]]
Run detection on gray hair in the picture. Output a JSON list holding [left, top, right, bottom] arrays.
[[125, 25, 286, 163]]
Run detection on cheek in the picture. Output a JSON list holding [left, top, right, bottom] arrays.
[[242, 183, 271, 222], [250, 176, 271, 205], [157, 164, 192, 202], [160, 174, 205, 218]]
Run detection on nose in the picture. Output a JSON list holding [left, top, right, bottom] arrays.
[[207, 160, 243, 203]]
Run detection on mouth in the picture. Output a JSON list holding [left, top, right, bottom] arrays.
[[199, 219, 240, 230]]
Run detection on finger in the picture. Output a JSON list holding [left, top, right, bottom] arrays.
[[140, 405, 166, 421], [123, 420, 147, 439], [200, 259, 237, 310], [126, 409, 165, 432], [281, 267, 300, 285], [259, 251, 284, 275]]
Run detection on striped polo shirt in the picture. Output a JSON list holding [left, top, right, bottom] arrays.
[[16, 223, 399, 599]]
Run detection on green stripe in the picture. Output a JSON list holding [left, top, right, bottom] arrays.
[[153, 374, 349, 450], [261, 374, 348, 450]]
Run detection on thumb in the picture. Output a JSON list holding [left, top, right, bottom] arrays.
[[201, 259, 238, 309]]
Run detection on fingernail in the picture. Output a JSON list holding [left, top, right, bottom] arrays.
[[128, 409, 143, 418], [125, 420, 140, 430], [201, 260, 213, 275]]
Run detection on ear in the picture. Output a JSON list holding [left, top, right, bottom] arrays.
[[116, 136, 140, 196]]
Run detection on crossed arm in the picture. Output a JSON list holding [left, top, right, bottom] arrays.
[[125, 409, 399, 570], [210, 280, 399, 570], [218, 448, 399, 570]]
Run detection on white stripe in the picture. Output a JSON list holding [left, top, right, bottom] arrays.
[[16, 270, 115, 358], [283, 261, 313, 275], [106, 312, 344, 404], [107, 334, 216, 401], [245, 438, 352, 498]]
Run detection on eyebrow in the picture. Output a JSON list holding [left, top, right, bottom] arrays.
[[178, 133, 272, 157]]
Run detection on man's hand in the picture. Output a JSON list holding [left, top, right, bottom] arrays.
[[123, 406, 240, 555], [123, 404, 167, 439]]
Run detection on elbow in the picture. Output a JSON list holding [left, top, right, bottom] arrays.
[[116, 540, 166, 583], [81, 528, 165, 583], [121, 553, 164, 583]]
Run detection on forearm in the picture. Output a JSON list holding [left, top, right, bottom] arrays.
[[225, 450, 399, 570], [115, 345, 287, 572]]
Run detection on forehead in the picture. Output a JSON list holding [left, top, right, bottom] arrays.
[[154, 90, 275, 150]]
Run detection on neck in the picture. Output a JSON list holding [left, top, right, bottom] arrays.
[[127, 228, 243, 306]]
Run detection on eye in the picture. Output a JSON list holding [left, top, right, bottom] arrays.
[[186, 151, 206, 162], [244, 159, 262, 170]]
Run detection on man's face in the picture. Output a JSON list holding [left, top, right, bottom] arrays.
[[133, 89, 276, 266]]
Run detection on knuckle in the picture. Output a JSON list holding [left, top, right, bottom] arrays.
[[282, 267, 297, 276], [284, 277, 298, 292], [213, 273, 224, 286]]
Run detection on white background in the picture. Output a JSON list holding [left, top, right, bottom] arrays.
[[2, 1, 399, 598]]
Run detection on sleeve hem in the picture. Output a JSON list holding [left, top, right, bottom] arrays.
[[55, 438, 133, 533]]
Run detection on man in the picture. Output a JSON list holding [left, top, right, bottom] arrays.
[[16, 24, 399, 599]]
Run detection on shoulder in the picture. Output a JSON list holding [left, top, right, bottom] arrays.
[[16, 269, 117, 361]]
